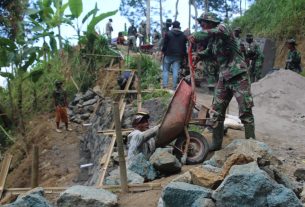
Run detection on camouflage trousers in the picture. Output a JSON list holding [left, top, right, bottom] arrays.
[[212, 72, 254, 125], [249, 60, 263, 83], [203, 61, 219, 86]]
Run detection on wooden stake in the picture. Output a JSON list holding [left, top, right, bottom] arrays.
[[31, 145, 39, 188], [113, 102, 128, 193], [0, 154, 12, 199], [137, 61, 142, 112]]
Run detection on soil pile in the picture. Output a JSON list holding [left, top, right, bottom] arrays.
[[252, 69, 305, 122], [251, 69, 305, 154]]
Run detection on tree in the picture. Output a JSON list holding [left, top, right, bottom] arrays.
[[0, 0, 28, 38], [174, 0, 179, 21], [119, 0, 147, 25]]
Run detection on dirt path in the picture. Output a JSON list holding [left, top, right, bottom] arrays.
[[5, 114, 81, 188]]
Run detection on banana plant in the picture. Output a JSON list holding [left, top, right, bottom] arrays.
[[68, 0, 117, 42]]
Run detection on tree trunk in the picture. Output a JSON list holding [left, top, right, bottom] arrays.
[[159, 0, 163, 36], [205, 0, 209, 12], [174, 0, 179, 21], [191, 0, 198, 32], [7, 79, 15, 125], [146, 0, 151, 43], [33, 84, 38, 112], [17, 81, 25, 134], [240, 0, 242, 16], [188, 0, 191, 32], [0, 104, 12, 128], [58, 25, 63, 50], [225, 0, 229, 20]]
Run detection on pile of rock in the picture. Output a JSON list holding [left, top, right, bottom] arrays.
[[159, 139, 304, 207], [106, 148, 182, 185], [68, 90, 100, 124]]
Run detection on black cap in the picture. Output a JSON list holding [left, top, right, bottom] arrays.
[[172, 21, 180, 29]]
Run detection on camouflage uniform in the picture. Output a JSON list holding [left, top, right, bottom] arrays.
[[245, 37, 264, 82], [285, 39, 302, 73], [193, 12, 255, 151]]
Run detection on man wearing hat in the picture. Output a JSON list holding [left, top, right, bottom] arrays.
[[106, 18, 113, 44], [189, 12, 255, 151], [285, 39, 302, 73], [53, 80, 72, 133], [244, 33, 264, 82], [127, 109, 159, 162], [234, 27, 242, 46], [161, 20, 187, 90], [127, 21, 138, 51]]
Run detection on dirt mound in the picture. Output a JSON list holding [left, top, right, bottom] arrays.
[[252, 69, 305, 121]]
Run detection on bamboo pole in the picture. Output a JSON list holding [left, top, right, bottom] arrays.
[[31, 146, 39, 188], [137, 62, 142, 112], [113, 102, 128, 193]]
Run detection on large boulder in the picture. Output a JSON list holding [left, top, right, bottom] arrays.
[[149, 148, 181, 174], [192, 197, 216, 207], [162, 182, 212, 207], [57, 185, 117, 207], [212, 162, 303, 207], [301, 184, 305, 203], [3, 187, 52, 207], [189, 165, 223, 190], [209, 139, 280, 168], [128, 153, 157, 180], [105, 168, 144, 185]]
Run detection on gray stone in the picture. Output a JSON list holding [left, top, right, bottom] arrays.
[[294, 168, 305, 181], [82, 90, 96, 102], [210, 139, 280, 168], [192, 197, 216, 207], [84, 105, 95, 113], [149, 148, 181, 174], [128, 153, 157, 180], [172, 171, 192, 183], [105, 168, 144, 185], [82, 99, 97, 107], [162, 182, 212, 207], [80, 113, 91, 120], [4, 187, 52, 207], [71, 92, 83, 105], [212, 162, 303, 207], [301, 184, 305, 203], [57, 185, 117, 207]]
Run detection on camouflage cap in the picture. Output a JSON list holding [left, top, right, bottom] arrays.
[[234, 27, 241, 31], [197, 12, 221, 23], [286, 38, 297, 45], [246, 33, 253, 38], [55, 80, 63, 86]]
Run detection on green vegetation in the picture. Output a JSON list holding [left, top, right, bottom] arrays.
[[0, 0, 117, 146], [233, 0, 305, 38], [127, 54, 161, 89]]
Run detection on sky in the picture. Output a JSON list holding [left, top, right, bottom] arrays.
[[0, 0, 251, 86]]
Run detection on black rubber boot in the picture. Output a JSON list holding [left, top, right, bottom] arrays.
[[244, 124, 256, 139], [209, 121, 224, 151]]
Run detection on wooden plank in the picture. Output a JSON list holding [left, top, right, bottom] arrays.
[[0, 154, 13, 199], [111, 89, 167, 94], [98, 128, 133, 135], [6, 187, 67, 195], [5, 183, 160, 195], [96, 135, 117, 188], [104, 68, 136, 72], [113, 102, 128, 193], [31, 146, 39, 188]]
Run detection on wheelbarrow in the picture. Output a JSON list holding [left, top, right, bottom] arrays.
[[156, 43, 211, 164]]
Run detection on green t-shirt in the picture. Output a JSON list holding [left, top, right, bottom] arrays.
[[53, 89, 67, 107]]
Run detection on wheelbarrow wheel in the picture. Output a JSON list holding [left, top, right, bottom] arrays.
[[173, 131, 209, 164]]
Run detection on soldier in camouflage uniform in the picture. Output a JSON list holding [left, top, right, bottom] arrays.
[[234, 27, 242, 46], [244, 34, 264, 82], [285, 39, 302, 73], [189, 12, 255, 151]]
